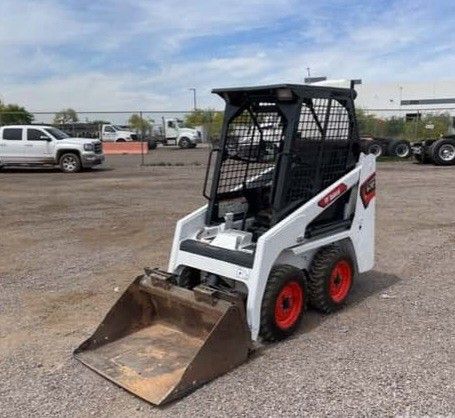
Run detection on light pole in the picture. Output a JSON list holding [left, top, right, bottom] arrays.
[[189, 88, 197, 111]]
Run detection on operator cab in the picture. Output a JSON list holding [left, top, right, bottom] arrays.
[[203, 84, 360, 241]]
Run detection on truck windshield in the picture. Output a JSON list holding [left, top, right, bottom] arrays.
[[44, 127, 70, 140]]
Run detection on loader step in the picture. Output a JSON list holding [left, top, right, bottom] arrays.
[[180, 239, 254, 268]]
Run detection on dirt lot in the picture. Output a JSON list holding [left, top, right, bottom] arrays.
[[1, 148, 454, 417]]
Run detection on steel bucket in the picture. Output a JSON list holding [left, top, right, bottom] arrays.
[[74, 271, 251, 405]]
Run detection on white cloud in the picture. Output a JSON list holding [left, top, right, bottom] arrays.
[[2, 72, 171, 111], [1, 0, 454, 111], [0, 0, 95, 46], [131, 0, 296, 40]]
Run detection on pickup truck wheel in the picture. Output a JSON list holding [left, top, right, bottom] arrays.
[[59, 153, 81, 173], [178, 137, 191, 149], [116, 138, 125, 142]]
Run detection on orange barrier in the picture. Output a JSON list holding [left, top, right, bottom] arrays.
[[102, 141, 148, 155]]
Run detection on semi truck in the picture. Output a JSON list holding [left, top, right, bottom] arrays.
[[411, 135, 455, 165], [148, 118, 201, 149]]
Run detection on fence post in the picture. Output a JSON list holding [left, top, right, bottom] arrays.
[[140, 111, 145, 166], [414, 111, 419, 140]]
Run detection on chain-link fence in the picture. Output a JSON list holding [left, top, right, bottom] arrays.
[[0, 107, 454, 165], [1, 107, 454, 140], [0, 109, 225, 164]]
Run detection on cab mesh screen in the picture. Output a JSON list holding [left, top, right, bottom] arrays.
[[285, 98, 351, 206], [217, 102, 285, 194]]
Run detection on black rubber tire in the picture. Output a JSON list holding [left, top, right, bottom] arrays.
[[59, 153, 82, 173], [429, 138, 455, 166], [116, 138, 125, 142], [308, 245, 356, 314], [148, 140, 158, 150], [259, 265, 307, 342], [178, 137, 191, 149], [388, 139, 411, 158], [366, 141, 384, 157], [177, 266, 200, 289]]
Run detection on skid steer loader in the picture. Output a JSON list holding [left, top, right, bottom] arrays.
[[75, 83, 376, 405]]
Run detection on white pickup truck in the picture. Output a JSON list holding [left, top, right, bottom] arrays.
[[0, 125, 105, 173]]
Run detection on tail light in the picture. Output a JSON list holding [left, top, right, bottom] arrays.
[[360, 173, 376, 208]]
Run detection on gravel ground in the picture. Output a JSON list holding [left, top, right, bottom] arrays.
[[0, 149, 454, 417]]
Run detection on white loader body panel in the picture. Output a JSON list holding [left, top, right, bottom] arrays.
[[168, 153, 376, 340]]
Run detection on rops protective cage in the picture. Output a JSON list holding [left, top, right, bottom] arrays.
[[204, 84, 361, 231]]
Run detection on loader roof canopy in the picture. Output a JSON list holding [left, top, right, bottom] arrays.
[[212, 84, 357, 106]]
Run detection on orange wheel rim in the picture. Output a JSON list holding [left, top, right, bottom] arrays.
[[329, 260, 352, 303], [274, 281, 303, 330]]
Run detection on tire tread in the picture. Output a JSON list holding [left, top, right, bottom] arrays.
[[308, 245, 354, 314], [259, 265, 306, 342]]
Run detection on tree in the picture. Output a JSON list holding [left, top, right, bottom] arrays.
[[128, 114, 152, 135], [384, 116, 406, 137], [53, 108, 79, 124], [356, 108, 386, 137], [403, 112, 451, 140], [0, 101, 34, 125], [356, 108, 451, 140], [185, 109, 224, 143]]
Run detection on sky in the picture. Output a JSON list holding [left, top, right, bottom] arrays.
[[0, 0, 454, 112]]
